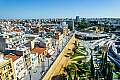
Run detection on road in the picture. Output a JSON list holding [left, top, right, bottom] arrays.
[[24, 33, 73, 80], [80, 38, 112, 75]]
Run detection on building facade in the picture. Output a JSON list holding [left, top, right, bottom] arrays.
[[0, 58, 16, 80]]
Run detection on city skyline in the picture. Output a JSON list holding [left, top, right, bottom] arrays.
[[0, 0, 120, 19]]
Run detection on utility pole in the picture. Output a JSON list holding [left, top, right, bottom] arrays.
[[28, 69, 31, 80]]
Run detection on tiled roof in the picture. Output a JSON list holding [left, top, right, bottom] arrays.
[[7, 28, 22, 32], [31, 47, 46, 54], [11, 29, 22, 32], [4, 54, 20, 62]]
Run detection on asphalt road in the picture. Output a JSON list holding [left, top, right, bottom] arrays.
[[24, 35, 71, 80]]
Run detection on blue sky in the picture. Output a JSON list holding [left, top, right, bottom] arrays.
[[0, 0, 120, 18]]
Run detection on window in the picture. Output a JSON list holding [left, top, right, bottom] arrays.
[[11, 75, 14, 79], [3, 65, 6, 71], [21, 67, 24, 71], [23, 51, 26, 53], [16, 63, 19, 66], [0, 76, 2, 80], [43, 52, 44, 55]]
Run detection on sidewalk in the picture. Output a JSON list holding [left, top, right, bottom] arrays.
[[24, 35, 71, 80]]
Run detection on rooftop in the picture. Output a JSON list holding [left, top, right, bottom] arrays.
[[31, 47, 47, 54], [10, 28, 22, 32], [4, 54, 20, 62], [0, 59, 11, 67]]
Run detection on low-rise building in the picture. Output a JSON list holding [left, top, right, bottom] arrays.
[[31, 48, 47, 68]]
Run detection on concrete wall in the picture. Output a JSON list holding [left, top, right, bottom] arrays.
[[42, 34, 78, 80]]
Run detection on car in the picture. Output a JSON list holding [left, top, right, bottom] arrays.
[[90, 41, 94, 43]]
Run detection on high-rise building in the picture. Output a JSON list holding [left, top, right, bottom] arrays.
[[66, 20, 74, 31], [76, 16, 80, 22]]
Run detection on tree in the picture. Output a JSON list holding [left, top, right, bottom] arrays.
[[75, 18, 90, 30], [64, 42, 91, 80]]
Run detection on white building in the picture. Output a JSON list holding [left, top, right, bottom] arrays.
[[30, 53, 39, 69], [4, 54, 27, 80], [13, 56, 27, 80], [0, 29, 26, 52]]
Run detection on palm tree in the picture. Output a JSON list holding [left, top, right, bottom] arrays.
[[64, 43, 91, 80], [64, 62, 91, 80], [64, 65, 73, 80], [51, 74, 66, 80]]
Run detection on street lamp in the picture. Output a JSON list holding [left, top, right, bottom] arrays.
[[90, 48, 95, 80]]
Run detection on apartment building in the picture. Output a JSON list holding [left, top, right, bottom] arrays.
[[0, 58, 15, 80], [34, 37, 53, 49], [16, 46, 32, 70], [0, 18, 73, 80], [0, 28, 26, 52], [31, 48, 47, 68], [4, 54, 27, 80], [54, 31, 64, 47]]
